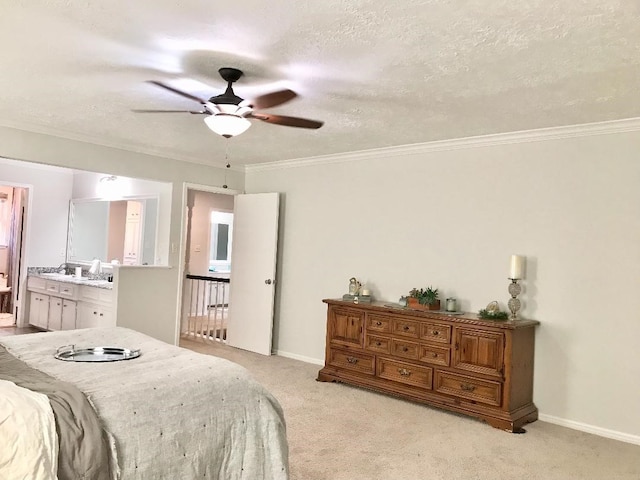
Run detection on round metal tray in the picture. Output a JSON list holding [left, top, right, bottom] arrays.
[[54, 345, 141, 362]]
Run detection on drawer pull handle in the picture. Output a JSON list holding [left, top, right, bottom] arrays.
[[375, 342, 382, 347], [402, 347, 409, 352], [431, 353, 438, 358], [398, 368, 411, 377], [460, 383, 476, 392], [403, 325, 410, 331], [346, 357, 358, 364], [376, 321, 382, 326], [432, 330, 439, 335]]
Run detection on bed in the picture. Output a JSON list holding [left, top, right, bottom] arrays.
[[0, 327, 289, 480]]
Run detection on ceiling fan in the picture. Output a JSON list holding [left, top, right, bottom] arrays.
[[134, 67, 324, 138]]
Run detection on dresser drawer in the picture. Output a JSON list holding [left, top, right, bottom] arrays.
[[420, 322, 452, 344], [367, 314, 392, 333], [328, 349, 375, 375], [391, 318, 419, 338], [434, 371, 502, 406], [365, 334, 391, 354], [377, 357, 432, 389], [419, 344, 450, 367], [391, 338, 420, 360]]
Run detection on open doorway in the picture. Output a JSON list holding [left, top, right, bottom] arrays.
[[0, 185, 28, 327], [180, 187, 235, 342], [177, 185, 280, 356]]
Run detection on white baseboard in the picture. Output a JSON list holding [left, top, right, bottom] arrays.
[[274, 349, 324, 366], [272, 351, 640, 445], [539, 413, 640, 445]]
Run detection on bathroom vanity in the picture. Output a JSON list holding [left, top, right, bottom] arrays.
[[26, 273, 114, 331]]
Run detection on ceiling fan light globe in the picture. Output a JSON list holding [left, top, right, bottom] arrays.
[[204, 113, 251, 138]]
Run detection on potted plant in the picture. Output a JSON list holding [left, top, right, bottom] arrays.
[[407, 286, 440, 310]]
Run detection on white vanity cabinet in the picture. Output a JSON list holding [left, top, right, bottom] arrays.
[[27, 275, 113, 330], [48, 297, 78, 330], [28, 291, 50, 329], [76, 285, 114, 329], [122, 201, 142, 265]]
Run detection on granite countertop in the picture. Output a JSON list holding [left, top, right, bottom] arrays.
[[29, 272, 113, 290]]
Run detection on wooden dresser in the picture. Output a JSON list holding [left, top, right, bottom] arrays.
[[317, 299, 539, 432]]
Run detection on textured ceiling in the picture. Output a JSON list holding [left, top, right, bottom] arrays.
[[0, 1, 639, 167]]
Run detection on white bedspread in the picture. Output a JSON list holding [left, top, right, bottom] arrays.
[[0, 379, 58, 480], [1, 327, 289, 480]]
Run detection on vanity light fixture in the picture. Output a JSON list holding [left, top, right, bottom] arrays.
[[97, 175, 121, 199]]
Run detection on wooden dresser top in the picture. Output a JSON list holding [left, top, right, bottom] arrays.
[[323, 299, 540, 330]]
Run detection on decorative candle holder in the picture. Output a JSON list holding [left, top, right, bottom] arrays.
[[507, 278, 522, 320]]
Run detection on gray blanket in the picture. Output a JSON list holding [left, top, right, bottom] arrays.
[[0, 344, 113, 480], [1, 327, 289, 480]]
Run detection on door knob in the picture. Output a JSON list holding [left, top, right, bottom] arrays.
[[265, 279, 272, 285]]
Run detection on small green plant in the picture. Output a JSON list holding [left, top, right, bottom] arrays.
[[408, 286, 439, 305], [478, 309, 509, 320]]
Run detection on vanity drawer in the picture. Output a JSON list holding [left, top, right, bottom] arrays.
[[391, 318, 420, 338], [328, 349, 375, 375], [45, 281, 62, 294], [391, 338, 420, 360], [58, 283, 77, 299], [377, 357, 432, 390], [367, 314, 392, 333], [27, 276, 46, 291], [420, 323, 452, 344], [419, 344, 450, 367], [434, 371, 502, 406], [80, 286, 113, 305], [365, 334, 391, 354]]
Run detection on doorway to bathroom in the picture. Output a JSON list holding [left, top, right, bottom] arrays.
[[0, 184, 28, 327]]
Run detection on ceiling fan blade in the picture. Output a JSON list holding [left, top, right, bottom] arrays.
[[249, 112, 323, 129], [244, 89, 297, 109], [132, 109, 207, 114], [146, 80, 207, 104]]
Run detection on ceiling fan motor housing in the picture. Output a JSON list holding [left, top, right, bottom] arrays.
[[211, 67, 245, 105]]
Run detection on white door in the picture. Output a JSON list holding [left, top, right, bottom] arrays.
[[226, 193, 279, 355]]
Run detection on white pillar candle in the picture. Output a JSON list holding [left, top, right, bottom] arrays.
[[509, 255, 525, 279]]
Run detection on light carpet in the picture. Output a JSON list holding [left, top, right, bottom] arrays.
[[182, 338, 640, 480]]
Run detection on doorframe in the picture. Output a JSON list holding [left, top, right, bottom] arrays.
[[173, 182, 239, 343], [0, 181, 33, 327]]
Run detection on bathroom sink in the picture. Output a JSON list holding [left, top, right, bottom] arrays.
[[40, 273, 86, 281]]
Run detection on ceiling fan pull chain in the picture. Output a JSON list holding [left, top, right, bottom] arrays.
[[222, 141, 230, 189]]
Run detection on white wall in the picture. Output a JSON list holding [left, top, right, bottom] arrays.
[[0, 158, 73, 267], [246, 128, 640, 441]]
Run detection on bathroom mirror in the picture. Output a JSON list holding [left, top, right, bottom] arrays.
[[67, 196, 158, 265]]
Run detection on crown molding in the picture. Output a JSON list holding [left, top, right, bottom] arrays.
[[0, 155, 75, 173], [0, 120, 242, 172], [245, 117, 640, 173]]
